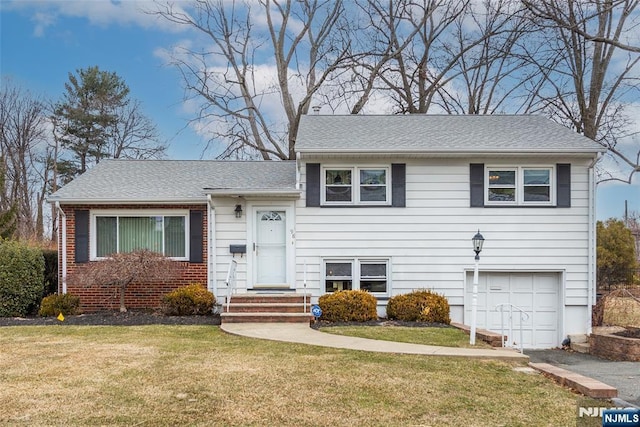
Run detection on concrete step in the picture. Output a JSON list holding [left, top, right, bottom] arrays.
[[571, 342, 590, 354], [221, 312, 313, 323], [228, 294, 310, 304], [568, 333, 588, 344], [227, 303, 309, 313]]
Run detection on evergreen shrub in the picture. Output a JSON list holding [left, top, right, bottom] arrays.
[[39, 293, 81, 317], [0, 240, 45, 316], [162, 284, 215, 315], [387, 290, 451, 324], [318, 290, 378, 322]]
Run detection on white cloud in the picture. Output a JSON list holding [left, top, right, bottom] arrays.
[[4, 0, 191, 36]]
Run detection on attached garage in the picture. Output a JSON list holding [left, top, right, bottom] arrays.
[[465, 272, 561, 349]]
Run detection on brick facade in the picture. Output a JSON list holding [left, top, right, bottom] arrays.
[[59, 204, 208, 312]]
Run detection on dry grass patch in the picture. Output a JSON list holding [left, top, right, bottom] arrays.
[[0, 325, 581, 426], [319, 325, 492, 348]]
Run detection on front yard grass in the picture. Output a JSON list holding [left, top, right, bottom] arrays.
[[319, 324, 493, 348], [1, 325, 582, 426]]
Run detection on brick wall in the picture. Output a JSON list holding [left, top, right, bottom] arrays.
[[59, 204, 208, 312]]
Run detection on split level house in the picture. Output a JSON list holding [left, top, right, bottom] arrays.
[[49, 114, 605, 349]]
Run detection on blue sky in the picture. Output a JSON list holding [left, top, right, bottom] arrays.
[[0, 0, 637, 220]]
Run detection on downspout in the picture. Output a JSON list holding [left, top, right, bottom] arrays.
[[587, 153, 601, 335], [55, 202, 67, 294], [295, 152, 301, 190], [207, 195, 216, 298]]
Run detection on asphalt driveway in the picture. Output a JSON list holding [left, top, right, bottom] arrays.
[[527, 349, 640, 407]]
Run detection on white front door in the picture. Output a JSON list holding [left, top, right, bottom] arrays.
[[255, 210, 287, 285]]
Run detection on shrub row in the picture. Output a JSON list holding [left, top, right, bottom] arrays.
[[318, 289, 451, 324], [0, 240, 45, 317]]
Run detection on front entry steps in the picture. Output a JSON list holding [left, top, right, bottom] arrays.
[[221, 293, 313, 324]]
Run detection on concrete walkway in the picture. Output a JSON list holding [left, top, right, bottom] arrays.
[[221, 322, 529, 361]]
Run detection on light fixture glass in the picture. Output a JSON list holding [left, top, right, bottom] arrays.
[[234, 204, 243, 218], [472, 230, 484, 257]]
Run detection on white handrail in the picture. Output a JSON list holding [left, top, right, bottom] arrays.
[[225, 259, 238, 313], [494, 303, 530, 354], [303, 259, 307, 314]]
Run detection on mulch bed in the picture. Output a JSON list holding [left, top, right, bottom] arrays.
[[0, 310, 221, 327]]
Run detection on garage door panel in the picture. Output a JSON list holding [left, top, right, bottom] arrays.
[[466, 272, 560, 349]]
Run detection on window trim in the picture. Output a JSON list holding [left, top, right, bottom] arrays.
[[323, 258, 390, 296], [321, 166, 391, 206], [90, 209, 190, 261], [485, 166, 555, 206]]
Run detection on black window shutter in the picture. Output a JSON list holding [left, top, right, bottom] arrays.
[[189, 210, 203, 263], [391, 164, 406, 207], [556, 163, 571, 208], [306, 163, 321, 207], [75, 210, 89, 264], [470, 164, 485, 207]]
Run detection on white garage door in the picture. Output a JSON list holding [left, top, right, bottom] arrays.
[[465, 272, 560, 349]]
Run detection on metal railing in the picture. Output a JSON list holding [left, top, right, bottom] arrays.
[[224, 259, 238, 313], [494, 303, 529, 354]]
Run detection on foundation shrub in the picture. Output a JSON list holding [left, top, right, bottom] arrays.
[[162, 284, 215, 316], [39, 293, 81, 317], [318, 290, 378, 322], [387, 290, 451, 324], [0, 239, 45, 316]]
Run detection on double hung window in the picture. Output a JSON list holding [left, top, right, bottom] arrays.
[[324, 259, 389, 294], [486, 167, 553, 205], [92, 211, 188, 259], [323, 167, 389, 205]]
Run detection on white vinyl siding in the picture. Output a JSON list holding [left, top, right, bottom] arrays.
[[297, 157, 594, 346]]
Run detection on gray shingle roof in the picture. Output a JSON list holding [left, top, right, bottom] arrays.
[[49, 160, 297, 203], [296, 114, 605, 154]]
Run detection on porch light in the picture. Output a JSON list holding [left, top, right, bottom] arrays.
[[470, 230, 484, 345], [472, 230, 485, 260], [234, 204, 243, 218]]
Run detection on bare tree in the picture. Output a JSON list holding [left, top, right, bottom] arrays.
[[523, 0, 640, 184], [523, 0, 640, 53], [153, 0, 351, 159], [435, 0, 542, 115], [0, 79, 51, 240], [72, 250, 180, 312]]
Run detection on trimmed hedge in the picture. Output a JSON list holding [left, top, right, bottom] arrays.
[[39, 293, 81, 317], [162, 284, 215, 316], [318, 290, 378, 322], [387, 290, 451, 324], [0, 240, 45, 316]]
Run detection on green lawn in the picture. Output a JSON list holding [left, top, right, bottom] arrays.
[[319, 324, 493, 348], [0, 325, 585, 426]]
